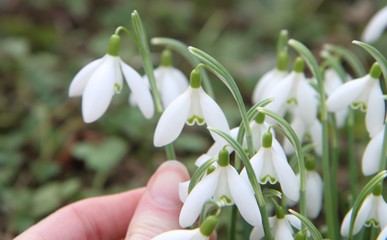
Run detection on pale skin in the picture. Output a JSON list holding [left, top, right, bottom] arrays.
[[15, 160, 190, 240]]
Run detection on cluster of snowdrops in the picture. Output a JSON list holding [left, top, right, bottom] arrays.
[[68, 8, 387, 240]]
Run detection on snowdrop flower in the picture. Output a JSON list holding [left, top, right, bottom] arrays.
[[323, 68, 349, 128], [69, 34, 154, 123], [298, 158, 323, 219], [154, 68, 230, 147], [283, 110, 322, 156], [378, 226, 387, 240], [250, 208, 301, 240], [326, 63, 384, 137], [143, 49, 188, 108], [179, 150, 261, 228], [241, 132, 299, 201], [362, 6, 387, 43], [341, 185, 387, 237], [266, 58, 319, 127], [252, 53, 288, 103], [152, 215, 217, 240], [362, 127, 385, 176], [247, 112, 274, 152]]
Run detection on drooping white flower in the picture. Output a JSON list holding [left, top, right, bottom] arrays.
[[298, 169, 323, 219], [69, 34, 154, 123], [179, 150, 261, 228], [266, 58, 319, 127], [250, 210, 301, 240], [252, 68, 288, 103], [323, 68, 349, 127], [154, 69, 230, 147], [341, 191, 387, 237], [326, 63, 384, 137], [283, 111, 323, 156], [362, 6, 387, 43], [241, 132, 299, 201], [152, 215, 217, 240], [143, 49, 189, 108], [362, 127, 385, 176], [377, 226, 387, 240]]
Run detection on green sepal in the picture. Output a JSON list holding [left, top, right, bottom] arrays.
[[370, 62, 382, 79], [108, 34, 121, 56], [190, 68, 201, 88], [218, 149, 229, 167], [161, 49, 172, 67], [276, 206, 285, 219], [262, 132, 273, 148], [293, 57, 305, 73], [255, 112, 265, 124]]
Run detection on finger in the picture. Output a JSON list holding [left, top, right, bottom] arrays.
[[125, 160, 190, 240], [15, 188, 145, 240]]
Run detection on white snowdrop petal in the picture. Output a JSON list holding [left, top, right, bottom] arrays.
[[341, 195, 373, 236], [310, 120, 323, 156], [266, 72, 296, 117], [121, 61, 154, 119], [275, 220, 294, 240], [377, 226, 387, 240], [283, 117, 304, 155], [252, 69, 287, 103], [326, 76, 370, 112], [81, 57, 116, 123], [179, 180, 190, 203], [285, 215, 302, 230], [366, 81, 384, 137], [297, 79, 319, 127], [272, 140, 299, 201], [69, 57, 104, 97], [335, 108, 349, 128], [241, 149, 265, 184], [377, 196, 387, 228], [362, 129, 384, 176], [198, 87, 230, 142], [305, 171, 323, 219], [249, 223, 266, 240], [112, 57, 123, 93], [152, 228, 202, 240], [362, 6, 387, 43], [227, 166, 261, 226], [179, 169, 220, 228], [153, 89, 191, 147]]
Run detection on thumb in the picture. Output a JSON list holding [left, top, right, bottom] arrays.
[[125, 160, 189, 240]]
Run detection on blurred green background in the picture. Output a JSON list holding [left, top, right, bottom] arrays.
[[1, 0, 387, 238]]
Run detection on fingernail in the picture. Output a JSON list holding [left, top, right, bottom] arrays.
[[149, 161, 188, 207]]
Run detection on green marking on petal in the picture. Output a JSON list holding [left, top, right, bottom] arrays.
[[220, 195, 233, 204], [287, 97, 298, 105], [352, 102, 367, 111], [365, 219, 379, 228], [261, 176, 277, 184], [114, 83, 121, 93], [187, 115, 205, 125]]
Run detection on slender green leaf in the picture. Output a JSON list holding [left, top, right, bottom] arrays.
[[289, 209, 324, 240]]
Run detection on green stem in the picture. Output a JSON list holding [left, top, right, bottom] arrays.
[[289, 39, 338, 239], [347, 109, 358, 200], [131, 11, 176, 160], [229, 206, 238, 240]]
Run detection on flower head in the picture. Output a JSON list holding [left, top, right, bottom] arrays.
[[341, 187, 387, 237], [152, 215, 217, 240], [362, 6, 387, 43], [143, 49, 189, 108], [362, 127, 385, 176], [326, 63, 384, 137], [154, 69, 230, 147], [250, 209, 301, 240], [179, 150, 261, 228], [266, 58, 319, 127], [69, 34, 154, 123], [241, 132, 299, 201]]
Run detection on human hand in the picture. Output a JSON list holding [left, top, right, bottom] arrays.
[[15, 160, 190, 240]]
